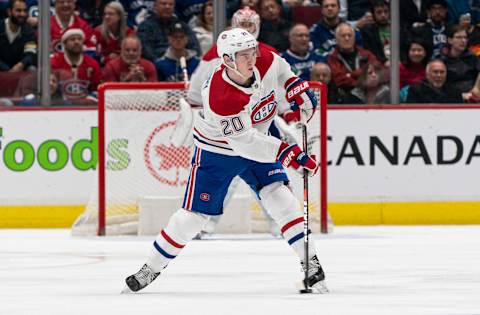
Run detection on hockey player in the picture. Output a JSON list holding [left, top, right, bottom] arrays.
[[187, 6, 284, 236], [123, 28, 328, 294]]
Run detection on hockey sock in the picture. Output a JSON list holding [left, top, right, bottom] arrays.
[[259, 182, 316, 263], [147, 208, 209, 272]]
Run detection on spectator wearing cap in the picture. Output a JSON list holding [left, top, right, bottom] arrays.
[[281, 23, 326, 81], [0, 0, 37, 72], [50, 0, 97, 56], [441, 25, 480, 93], [103, 34, 157, 82], [155, 22, 200, 82], [50, 28, 102, 100], [309, 0, 363, 57], [407, 0, 450, 60], [94, 2, 134, 66], [137, 0, 200, 62]]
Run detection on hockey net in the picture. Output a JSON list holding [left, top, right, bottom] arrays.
[[72, 82, 329, 236]]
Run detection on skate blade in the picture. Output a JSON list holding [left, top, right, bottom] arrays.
[[296, 280, 329, 294], [311, 280, 329, 294], [120, 285, 133, 294]]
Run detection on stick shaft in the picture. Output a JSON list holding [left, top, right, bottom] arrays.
[[302, 123, 310, 289]]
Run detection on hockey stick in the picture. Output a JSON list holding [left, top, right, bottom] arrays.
[[299, 120, 312, 294]]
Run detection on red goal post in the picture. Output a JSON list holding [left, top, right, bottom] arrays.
[[74, 81, 328, 236]]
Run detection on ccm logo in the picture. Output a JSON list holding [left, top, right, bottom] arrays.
[[287, 81, 309, 99], [200, 193, 210, 201]]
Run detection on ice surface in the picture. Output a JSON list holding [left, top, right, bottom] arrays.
[[1, 226, 479, 315]]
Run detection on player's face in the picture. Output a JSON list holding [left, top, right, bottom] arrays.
[[238, 21, 257, 37], [235, 48, 257, 78]]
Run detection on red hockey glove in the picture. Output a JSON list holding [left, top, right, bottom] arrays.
[[277, 142, 318, 175], [284, 77, 317, 122]]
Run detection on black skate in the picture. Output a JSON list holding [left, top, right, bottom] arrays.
[[122, 264, 160, 293], [301, 255, 329, 293]]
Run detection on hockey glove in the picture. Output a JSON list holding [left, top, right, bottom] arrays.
[[284, 77, 317, 123], [277, 142, 318, 175]]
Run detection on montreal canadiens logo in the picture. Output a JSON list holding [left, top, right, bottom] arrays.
[[200, 193, 210, 201], [61, 79, 89, 100], [251, 91, 277, 124], [144, 121, 192, 186]]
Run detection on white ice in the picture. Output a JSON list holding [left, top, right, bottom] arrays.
[[1, 226, 479, 315]]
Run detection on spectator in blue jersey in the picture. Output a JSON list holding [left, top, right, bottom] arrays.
[[281, 23, 325, 80], [360, 0, 390, 66], [155, 22, 200, 82], [309, 0, 362, 57], [407, 0, 450, 60], [138, 0, 200, 61], [0, 0, 37, 72], [257, 0, 291, 52], [120, 0, 155, 28]]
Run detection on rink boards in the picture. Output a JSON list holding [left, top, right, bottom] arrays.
[[0, 105, 479, 227]]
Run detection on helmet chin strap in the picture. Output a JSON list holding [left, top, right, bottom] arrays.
[[224, 56, 250, 82]]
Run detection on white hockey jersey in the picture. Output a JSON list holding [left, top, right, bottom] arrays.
[[194, 50, 296, 163], [188, 42, 279, 106]]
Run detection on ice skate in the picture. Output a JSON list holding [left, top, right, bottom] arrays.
[[123, 264, 160, 293], [301, 255, 329, 294]]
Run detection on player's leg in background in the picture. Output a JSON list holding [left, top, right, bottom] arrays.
[[123, 148, 244, 292]]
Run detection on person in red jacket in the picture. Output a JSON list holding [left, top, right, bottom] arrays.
[[50, 0, 97, 55], [400, 38, 430, 88], [51, 29, 102, 100], [103, 34, 157, 82], [327, 22, 380, 98], [94, 1, 134, 66]]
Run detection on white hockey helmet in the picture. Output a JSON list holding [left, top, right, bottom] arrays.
[[217, 28, 258, 66], [231, 6, 260, 39]]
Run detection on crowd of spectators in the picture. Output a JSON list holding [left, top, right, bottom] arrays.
[[2, 0, 480, 106]]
